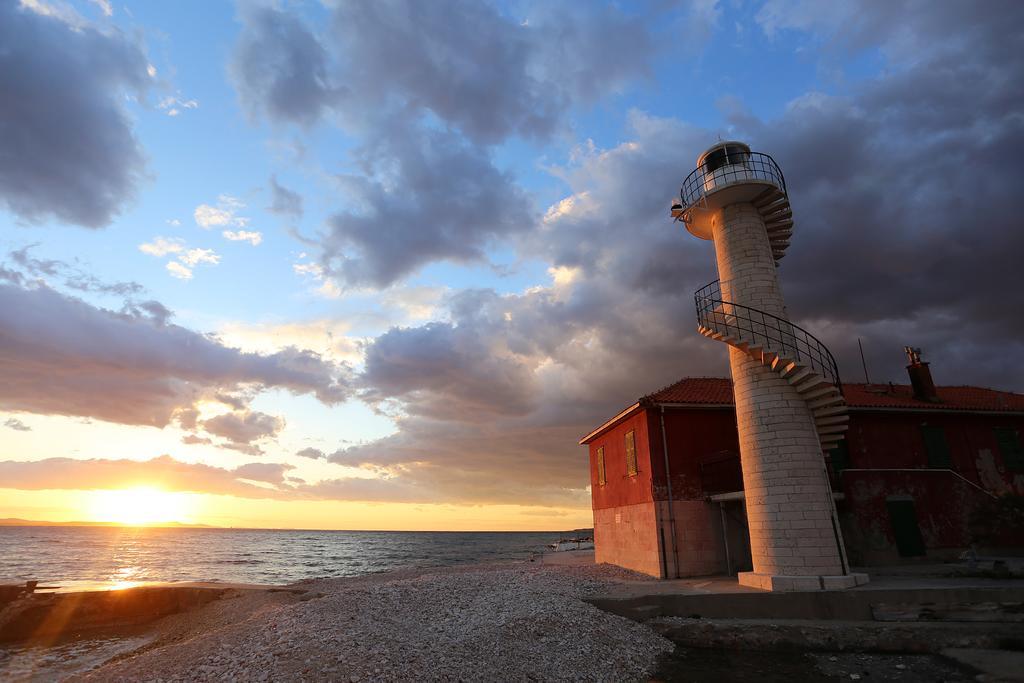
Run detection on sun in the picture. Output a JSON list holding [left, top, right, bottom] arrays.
[[86, 486, 194, 526]]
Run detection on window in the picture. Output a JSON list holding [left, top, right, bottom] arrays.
[[596, 446, 606, 486], [625, 430, 638, 477], [703, 145, 750, 173], [829, 440, 850, 475], [995, 428, 1024, 473], [921, 425, 951, 468]]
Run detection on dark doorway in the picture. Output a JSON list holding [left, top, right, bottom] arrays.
[[887, 499, 926, 557]]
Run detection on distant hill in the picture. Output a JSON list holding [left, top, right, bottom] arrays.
[[0, 518, 214, 528]]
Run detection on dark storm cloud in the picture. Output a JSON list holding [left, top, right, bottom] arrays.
[[341, 117, 733, 504], [215, 0, 1024, 506], [0, 282, 351, 427], [229, 3, 339, 128], [320, 124, 535, 288], [0, 1, 150, 228], [731, 0, 1024, 389], [361, 320, 536, 421], [232, 0, 654, 142], [231, 0, 658, 288], [337, 0, 1024, 503]]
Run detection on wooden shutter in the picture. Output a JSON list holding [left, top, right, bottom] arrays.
[[921, 425, 951, 468], [625, 430, 638, 477], [597, 446, 606, 486], [829, 440, 850, 475], [995, 428, 1024, 473]]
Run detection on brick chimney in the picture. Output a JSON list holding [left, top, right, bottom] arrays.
[[904, 346, 940, 403]]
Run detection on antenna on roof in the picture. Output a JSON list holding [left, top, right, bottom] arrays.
[[857, 338, 871, 384]]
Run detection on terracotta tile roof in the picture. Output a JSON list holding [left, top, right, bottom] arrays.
[[642, 377, 734, 405], [642, 377, 1024, 412]]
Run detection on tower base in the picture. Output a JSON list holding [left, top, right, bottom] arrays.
[[738, 571, 870, 592]]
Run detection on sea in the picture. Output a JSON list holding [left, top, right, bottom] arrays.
[[0, 526, 581, 589]]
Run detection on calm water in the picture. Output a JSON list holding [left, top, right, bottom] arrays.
[[0, 527, 577, 588]]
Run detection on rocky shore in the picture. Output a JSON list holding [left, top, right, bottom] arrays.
[[52, 559, 671, 682]]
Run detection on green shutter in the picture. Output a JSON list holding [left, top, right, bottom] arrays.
[[625, 430, 638, 477], [829, 440, 849, 475], [921, 425, 951, 468], [995, 428, 1024, 473]]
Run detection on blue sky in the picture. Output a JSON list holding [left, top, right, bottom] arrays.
[[2, 0, 1022, 529]]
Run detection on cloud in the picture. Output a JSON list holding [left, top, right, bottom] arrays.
[[194, 195, 249, 229], [724, 0, 1024, 387], [233, 461, 294, 484], [319, 123, 535, 288], [165, 261, 192, 280], [139, 237, 184, 258], [0, 0, 150, 227], [199, 409, 285, 451], [157, 95, 198, 117], [9, 244, 144, 297], [140, 238, 220, 279], [229, 4, 338, 128], [295, 447, 326, 460], [336, 1, 1024, 508], [0, 282, 351, 427], [268, 175, 303, 218], [179, 248, 220, 267], [88, 0, 112, 17], [222, 230, 263, 246], [216, 319, 365, 366], [229, 1, 659, 288], [231, 0, 655, 143], [4, 418, 31, 432]]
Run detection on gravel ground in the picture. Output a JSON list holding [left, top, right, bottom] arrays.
[[71, 561, 672, 682]]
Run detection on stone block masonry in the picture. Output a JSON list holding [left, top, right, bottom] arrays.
[[711, 203, 849, 588]]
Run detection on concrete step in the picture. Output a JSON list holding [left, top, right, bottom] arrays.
[[808, 393, 846, 410], [762, 205, 793, 221], [778, 361, 801, 378], [752, 189, 785, 208], [793, 372, 829, 391], [786, 367, 815, 386], [817, 422, 849, 435], [815, 414, 850, 426], [801, 384, 839, 402], [814, 404, 848, 418], [755, 194, 788, 211]]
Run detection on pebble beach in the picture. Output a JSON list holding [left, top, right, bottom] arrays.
[[46, 558, 673, 682]]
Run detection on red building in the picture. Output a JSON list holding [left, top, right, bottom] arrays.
[[580, 364, 1024, 578]]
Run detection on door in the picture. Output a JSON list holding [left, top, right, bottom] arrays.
[[887, 499, 926, 557]]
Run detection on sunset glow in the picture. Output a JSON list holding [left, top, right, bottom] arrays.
[[86, 487, 195, 526]]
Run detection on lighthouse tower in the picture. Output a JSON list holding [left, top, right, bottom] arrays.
[[673, 142, 868, 591]]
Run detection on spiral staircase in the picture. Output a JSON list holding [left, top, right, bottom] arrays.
[[695, 280, 848, 451], [752, 186, 794, 262]]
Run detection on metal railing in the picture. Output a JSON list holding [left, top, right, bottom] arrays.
[[679, 151, 787, 214], [695, 279, 842, 391]]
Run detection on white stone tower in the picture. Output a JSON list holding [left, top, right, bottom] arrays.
[[672, 142, 867, 591]]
